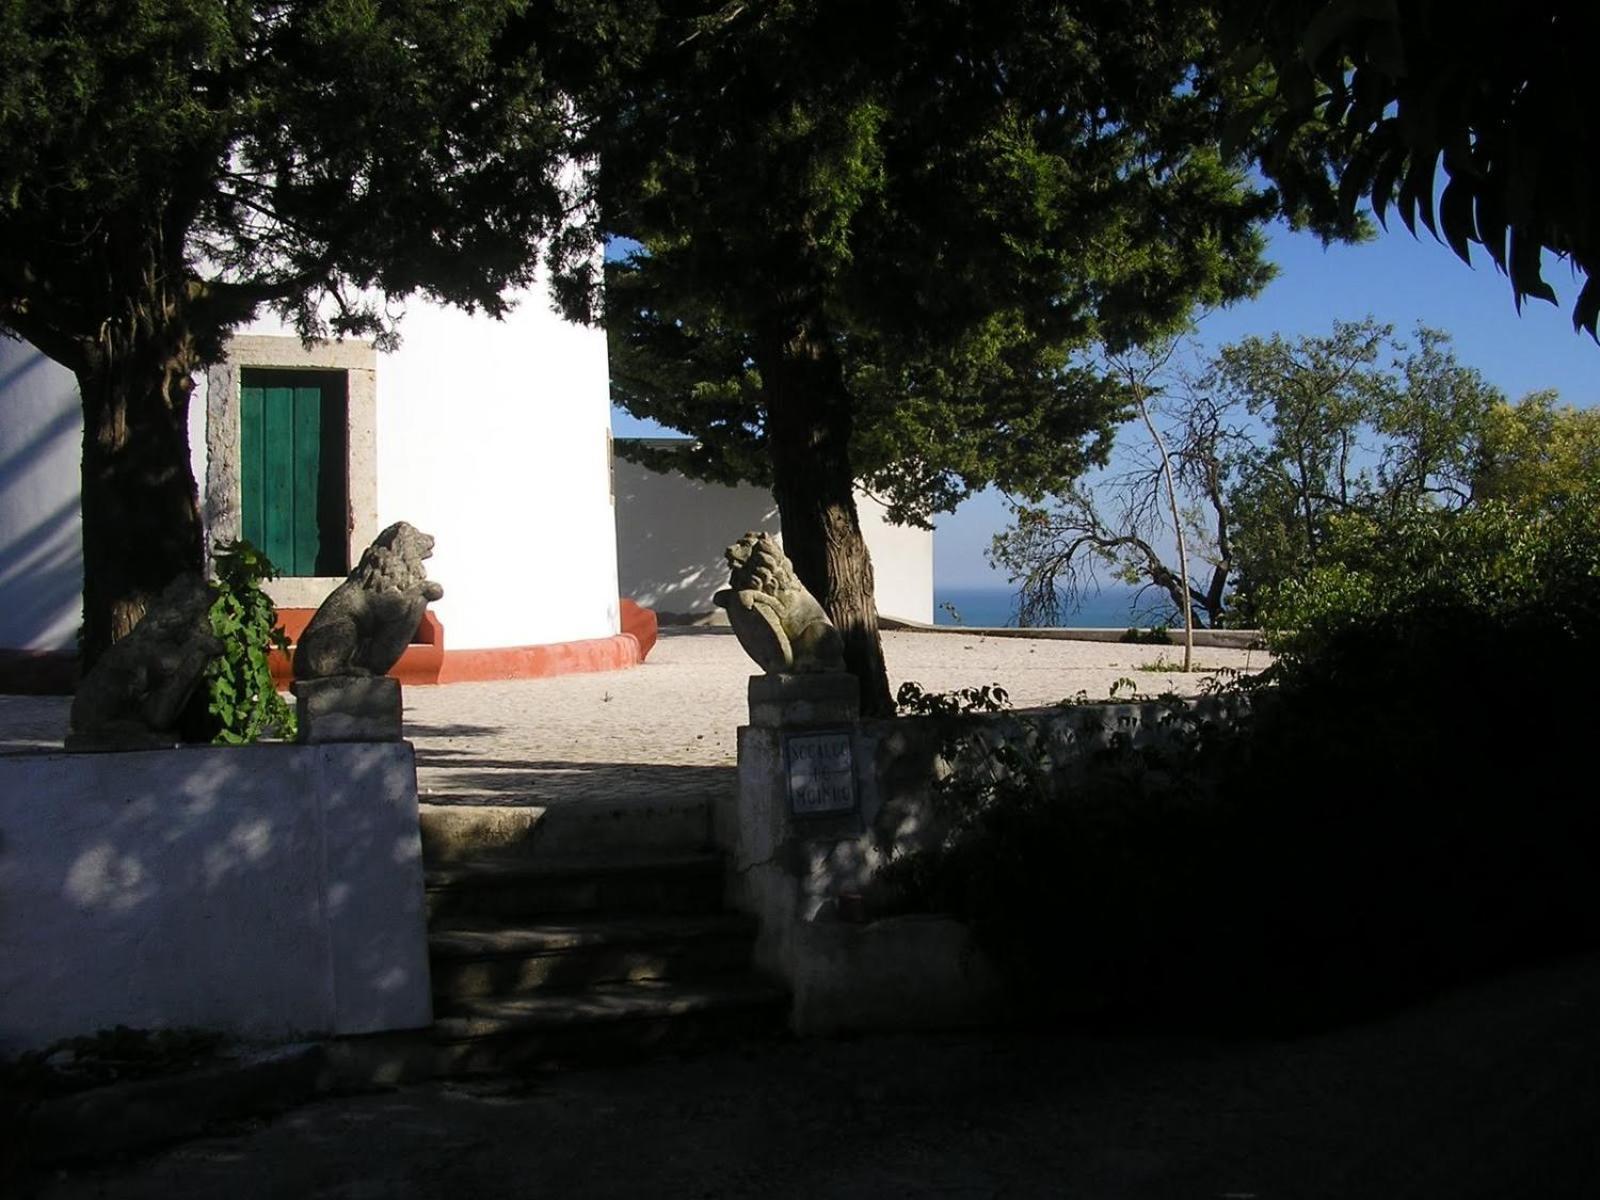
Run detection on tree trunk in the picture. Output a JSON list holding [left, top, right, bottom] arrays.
[[75, 326, 206, 669], [758, 324, 895, 717], [1136, 394, 1193, 671]]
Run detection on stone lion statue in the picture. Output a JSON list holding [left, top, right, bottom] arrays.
[[293, 522, 444, 680], [69, 574, 223, 748], [714, 532, 846, 674]]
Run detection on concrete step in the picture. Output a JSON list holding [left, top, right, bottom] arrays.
[[418, 796, 714, 865], [424, 853, 726, 921], [428, 913, 759, 1005], [428, 977, 789, 1072]]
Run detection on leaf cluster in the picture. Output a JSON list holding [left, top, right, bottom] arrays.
[[893, 580, 1600, 1030], [203, 539, 295, 744], [894, 680, 1010, 718], [1222, 0, 1600, 335]]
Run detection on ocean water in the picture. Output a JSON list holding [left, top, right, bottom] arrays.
[[933, 584, 1165, 629]]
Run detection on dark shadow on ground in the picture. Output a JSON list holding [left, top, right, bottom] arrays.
[[402, 722, 508, 740], [414, 758, 735, 806], [0, 696, 70, 755], [24, 950, 1600, 1200]]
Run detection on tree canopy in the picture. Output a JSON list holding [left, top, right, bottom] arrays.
[[991, 318, 1580, 629], [0, 0, 632, 661], [598, 1, 1351, 709]]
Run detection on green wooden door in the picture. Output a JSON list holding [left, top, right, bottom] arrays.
[[239, 369, 348, 576]]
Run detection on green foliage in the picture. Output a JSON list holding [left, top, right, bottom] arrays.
[[1223, 1, 1600, 335], [1259, 496, 1600, 671], [884, 702, 1258, 1023], [896, 493, 1600, 1027], [1472, 392, 1600, 510], [0, 0, 626, 357], [895, 681, 1010, 718], [598, 3, 1337, 526], [204, 540, 295, 745]]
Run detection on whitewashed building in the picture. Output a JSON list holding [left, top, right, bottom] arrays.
[[613, 438, 933, 625], [0, 284, 633, 688], [1, 294, 932, 690]]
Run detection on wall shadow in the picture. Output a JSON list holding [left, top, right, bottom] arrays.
[[413, 756, 735, 807], [0, 356, 84, 650], [613, 449, 781, 616]]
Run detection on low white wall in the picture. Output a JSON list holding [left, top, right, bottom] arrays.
[[0, 340, 84, 651], [0, 742, 431, 1053], [614, 445, 933, 623]]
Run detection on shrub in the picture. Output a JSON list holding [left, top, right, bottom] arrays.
[[202, 540, 296, 744], [896, 681, 1010, 717], [892, 499, 1600, 1029]]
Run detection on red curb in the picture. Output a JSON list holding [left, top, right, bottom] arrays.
[[435, 633, 642, 683], [620, 599, 659, 661], [5, 603, 651, 695]]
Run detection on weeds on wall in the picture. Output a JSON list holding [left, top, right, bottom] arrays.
[[203, 540, 295, 744], [896, 680, 1011, 717], [885, 694, 1260, 1025]]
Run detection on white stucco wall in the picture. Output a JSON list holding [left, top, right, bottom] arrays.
[[0, 340, 83, 651], [205, 286, 619, 651], [856, 493, 936, 625], [0, 276, 621, 656], [373, 295, 619, 649], [613, 444, 933, 624], [0, 742, 431, 1052]]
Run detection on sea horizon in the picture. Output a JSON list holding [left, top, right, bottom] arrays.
[[933, 583, 1170, 630]]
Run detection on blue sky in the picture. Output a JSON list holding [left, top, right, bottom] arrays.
[[610, 220, 1600, 587]]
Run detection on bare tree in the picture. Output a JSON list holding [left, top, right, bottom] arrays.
[[991, 338, 1250, 643]]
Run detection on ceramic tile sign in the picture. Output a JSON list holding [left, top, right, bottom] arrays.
[[784, 730, 857, 816]]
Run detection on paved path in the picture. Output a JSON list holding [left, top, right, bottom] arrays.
[[1, 630, 1268, 810], [26, 950, 1600, 1199]]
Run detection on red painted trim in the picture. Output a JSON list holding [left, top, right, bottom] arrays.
[[0, 649, 77, 695], [620, 599, 659, 661], [268, 610, 444, 686], [5, 607, 645, 695], [435, 634, 642, 683]]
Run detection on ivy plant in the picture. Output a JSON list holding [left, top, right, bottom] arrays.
[[204, 540, 295, 744]]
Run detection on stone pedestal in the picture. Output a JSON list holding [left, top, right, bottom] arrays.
[[720, 670, 1002, 1034], [293, 676, 403, 744], [747, 671, 860, 728]]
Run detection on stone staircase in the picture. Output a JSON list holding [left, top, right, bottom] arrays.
[[416, 795, 787, 1073]]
